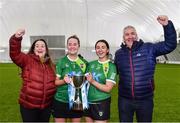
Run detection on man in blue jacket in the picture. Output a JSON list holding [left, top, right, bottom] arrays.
[[114, 15, 177, 122]]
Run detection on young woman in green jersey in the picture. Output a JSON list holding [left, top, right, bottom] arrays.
[[85, 39, 117, 123], [53, 35, 88, 123]]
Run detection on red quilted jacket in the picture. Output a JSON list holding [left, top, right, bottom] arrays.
[[9, 35, 56, 109]]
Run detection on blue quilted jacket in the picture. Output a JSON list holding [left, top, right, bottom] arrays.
[[114, 20, 177, 100]]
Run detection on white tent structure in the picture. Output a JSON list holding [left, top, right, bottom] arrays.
[[0, 0, 180, 62]]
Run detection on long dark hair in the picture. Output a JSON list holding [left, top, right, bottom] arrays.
[[28, 39, 55, 70]]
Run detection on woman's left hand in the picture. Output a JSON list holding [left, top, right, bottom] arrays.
[[86, 73, 94, 84]]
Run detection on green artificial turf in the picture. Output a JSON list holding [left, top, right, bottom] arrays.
[[0, 63, 180, 122]]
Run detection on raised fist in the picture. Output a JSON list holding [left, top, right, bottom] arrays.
[[15, 29, 25, 38], [157, 15, 169, 26]]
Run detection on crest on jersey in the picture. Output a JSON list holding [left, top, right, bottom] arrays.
[[99, 111, 103, 117], [80, 63, 84, 68]]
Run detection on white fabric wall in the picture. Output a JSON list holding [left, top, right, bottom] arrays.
[[0, 0, 180, 62]]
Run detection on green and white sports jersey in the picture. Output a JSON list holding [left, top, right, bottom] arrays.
[[87, 60, 117, 102], [55, 55, 88, 103]]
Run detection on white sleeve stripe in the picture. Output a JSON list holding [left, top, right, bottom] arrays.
[[106, 79, 116, 84], [56, 74, 60, 78]]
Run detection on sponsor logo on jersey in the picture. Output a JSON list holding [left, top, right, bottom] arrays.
[[65, 63, 69, 67]]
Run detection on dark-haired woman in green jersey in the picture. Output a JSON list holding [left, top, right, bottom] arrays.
[[84, 39, 117, 123]]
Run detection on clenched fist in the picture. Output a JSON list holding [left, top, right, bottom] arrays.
[[15, 29, 25, 38], [157, 15, 169, 26]]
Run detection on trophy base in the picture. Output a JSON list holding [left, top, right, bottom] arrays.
[[72, 103, 83, 111]]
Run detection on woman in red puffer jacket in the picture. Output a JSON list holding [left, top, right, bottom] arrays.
[[9, 29, 56, 122]]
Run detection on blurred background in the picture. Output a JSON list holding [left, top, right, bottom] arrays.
[[0, 0, 180, 63]]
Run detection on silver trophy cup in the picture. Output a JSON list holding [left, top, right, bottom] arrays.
[[71, 75, 85, 111]]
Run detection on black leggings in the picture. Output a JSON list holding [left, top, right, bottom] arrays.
[[20, 105, 52, 122]]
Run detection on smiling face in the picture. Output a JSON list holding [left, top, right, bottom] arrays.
[[123, 26, 138, 48], [34, 40, 46, 58], [95, 41, 109, 61], [67, 38, 80, 55]]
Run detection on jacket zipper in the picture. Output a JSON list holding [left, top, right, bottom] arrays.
[[129, 50, 135, 98], [41, 63, 46, 108]]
